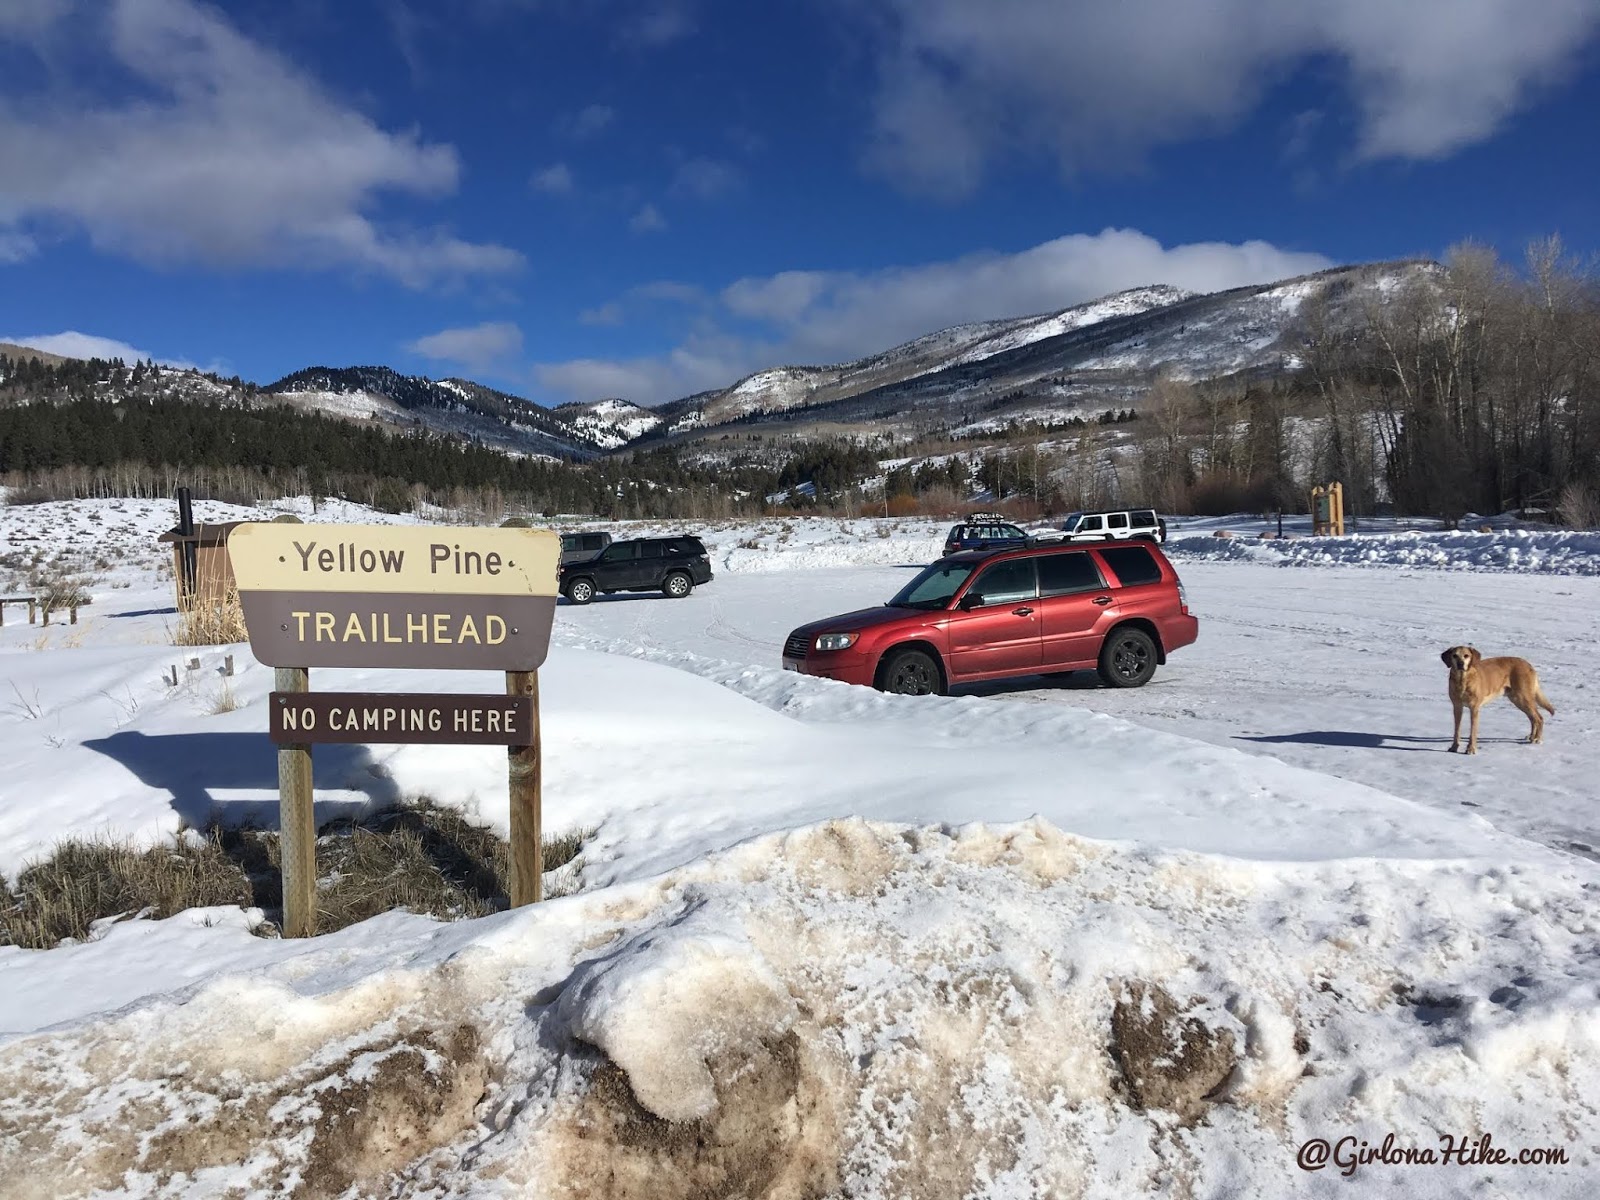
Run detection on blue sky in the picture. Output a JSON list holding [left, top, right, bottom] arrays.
[[3, 0, 1599, 406]]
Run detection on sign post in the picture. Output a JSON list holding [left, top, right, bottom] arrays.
[[506, 670, 542, 905], [230, 521, 560, 935], [275, 665, 316, 938]]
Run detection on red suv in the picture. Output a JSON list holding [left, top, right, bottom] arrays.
[[782, 541, 1197, 695]]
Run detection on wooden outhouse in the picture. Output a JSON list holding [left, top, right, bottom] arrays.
[[158, 521, 245, 608]]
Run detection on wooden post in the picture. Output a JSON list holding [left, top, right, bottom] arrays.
[[28, 599, 36, 625], [506, 670, 542, 906], [276, 666, 317, 937]]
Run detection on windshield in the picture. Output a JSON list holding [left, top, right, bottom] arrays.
[[887, 560, 976, 609], [1060, 511, 1084, 528]]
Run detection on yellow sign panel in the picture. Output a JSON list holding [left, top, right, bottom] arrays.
[[228, 523, 560, 596]]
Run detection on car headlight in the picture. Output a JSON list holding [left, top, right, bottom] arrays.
[[814, 632, 858, 652]]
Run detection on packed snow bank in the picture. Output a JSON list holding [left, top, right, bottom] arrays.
[[1167, 528, 1600, 575], [3, 820, 1595, 1197], [0, 618, 1523, 883]]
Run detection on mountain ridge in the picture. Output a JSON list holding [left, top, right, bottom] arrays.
[[7, 258, 1437, 456]]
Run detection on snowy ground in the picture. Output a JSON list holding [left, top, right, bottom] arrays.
[[3, 499, 1599, 1197]]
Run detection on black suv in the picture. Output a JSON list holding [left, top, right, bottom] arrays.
[[558, 536, 713, 604]]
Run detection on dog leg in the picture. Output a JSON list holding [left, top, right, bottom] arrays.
[[1512, 692, 1543, 744], [1467, 704, 1480, 755], [1450, 702, 1463, 752]]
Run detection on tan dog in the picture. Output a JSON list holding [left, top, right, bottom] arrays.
[[1440, 645, 1555, 754]]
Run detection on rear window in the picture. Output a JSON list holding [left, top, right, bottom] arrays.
[[1132, 510, 1157, 526], [1098, 545, 1163, 587], [1037, 551, 1104, 595]]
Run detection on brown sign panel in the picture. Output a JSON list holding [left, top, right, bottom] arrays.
[[240, 592, 556, 670], [269, 692, 535, 745]]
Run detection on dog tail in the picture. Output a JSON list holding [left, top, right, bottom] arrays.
[[1537, 687, 1556, 716]]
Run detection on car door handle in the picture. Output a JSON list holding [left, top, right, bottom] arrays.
[[1012, 606, 1034, 616], [1092, 596, 1113, 606]]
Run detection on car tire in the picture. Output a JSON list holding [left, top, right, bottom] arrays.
[[563, 577, 595, 605], [1097, 627, 1158, 688], [877, 648, 944, 697], [663, 571, 693, 599]]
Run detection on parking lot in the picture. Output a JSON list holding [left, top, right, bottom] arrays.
[[552, 559, 1600, 860]]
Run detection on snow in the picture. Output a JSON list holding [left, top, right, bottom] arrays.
[[1167, 527, 1600, 574], [3, 499, 1600, 1195], [939, 285, 1193, 370], [556, 398, 663, 449]]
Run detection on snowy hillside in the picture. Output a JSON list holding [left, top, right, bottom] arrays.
[[551, 397, 663, 449], [266, 366, 604, 459], [2, 498, 1599, 1196], [643, 261, 1437, 444]]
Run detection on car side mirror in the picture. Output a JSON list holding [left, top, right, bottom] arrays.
[[957, 592, 984, 611]]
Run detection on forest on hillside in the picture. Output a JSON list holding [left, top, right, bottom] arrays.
[[1117, 239, 1600, 522], [2, 238, 1596, 522]]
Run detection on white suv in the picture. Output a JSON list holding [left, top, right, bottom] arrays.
[[1043, 508, 1166, 544]]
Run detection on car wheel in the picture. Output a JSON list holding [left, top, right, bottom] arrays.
[[663, 571, 693, 599], [1098, 627, 1157, 688], [563, 577, 595, 605], [878, 648, 944, 696]]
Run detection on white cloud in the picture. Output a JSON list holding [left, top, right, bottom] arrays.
[[618, 4, 694, 47], [669, 157, 743, 200], [0, 0, 523, 286], [568, 103, 616, 140], [849, 0, 1600, 195], [0, 230, 36, 264], [628, 204, 668, 234], [535, 340, 748, 406], [406, 321, 524, 373], [579, 301, 625, 326], [534, 227, 1332, 405], [531, 163, 576, 195], [2, 330, 201, 369]]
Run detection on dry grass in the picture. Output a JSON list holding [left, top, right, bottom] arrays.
[[0, 832, 252, 949], [1559, 481, 1599, 529], [174, 583, 248, 646], [0, 801, 592, 949]]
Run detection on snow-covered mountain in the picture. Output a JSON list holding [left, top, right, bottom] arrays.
[[265, 366, 607, 460], [646, 261, 1436, 441], [6, 259, 1439, 460], [550, 397, 663, 450]]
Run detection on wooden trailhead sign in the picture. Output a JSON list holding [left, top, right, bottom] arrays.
[[228, 524, 560, 670], [228, 518, 560, 938]]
